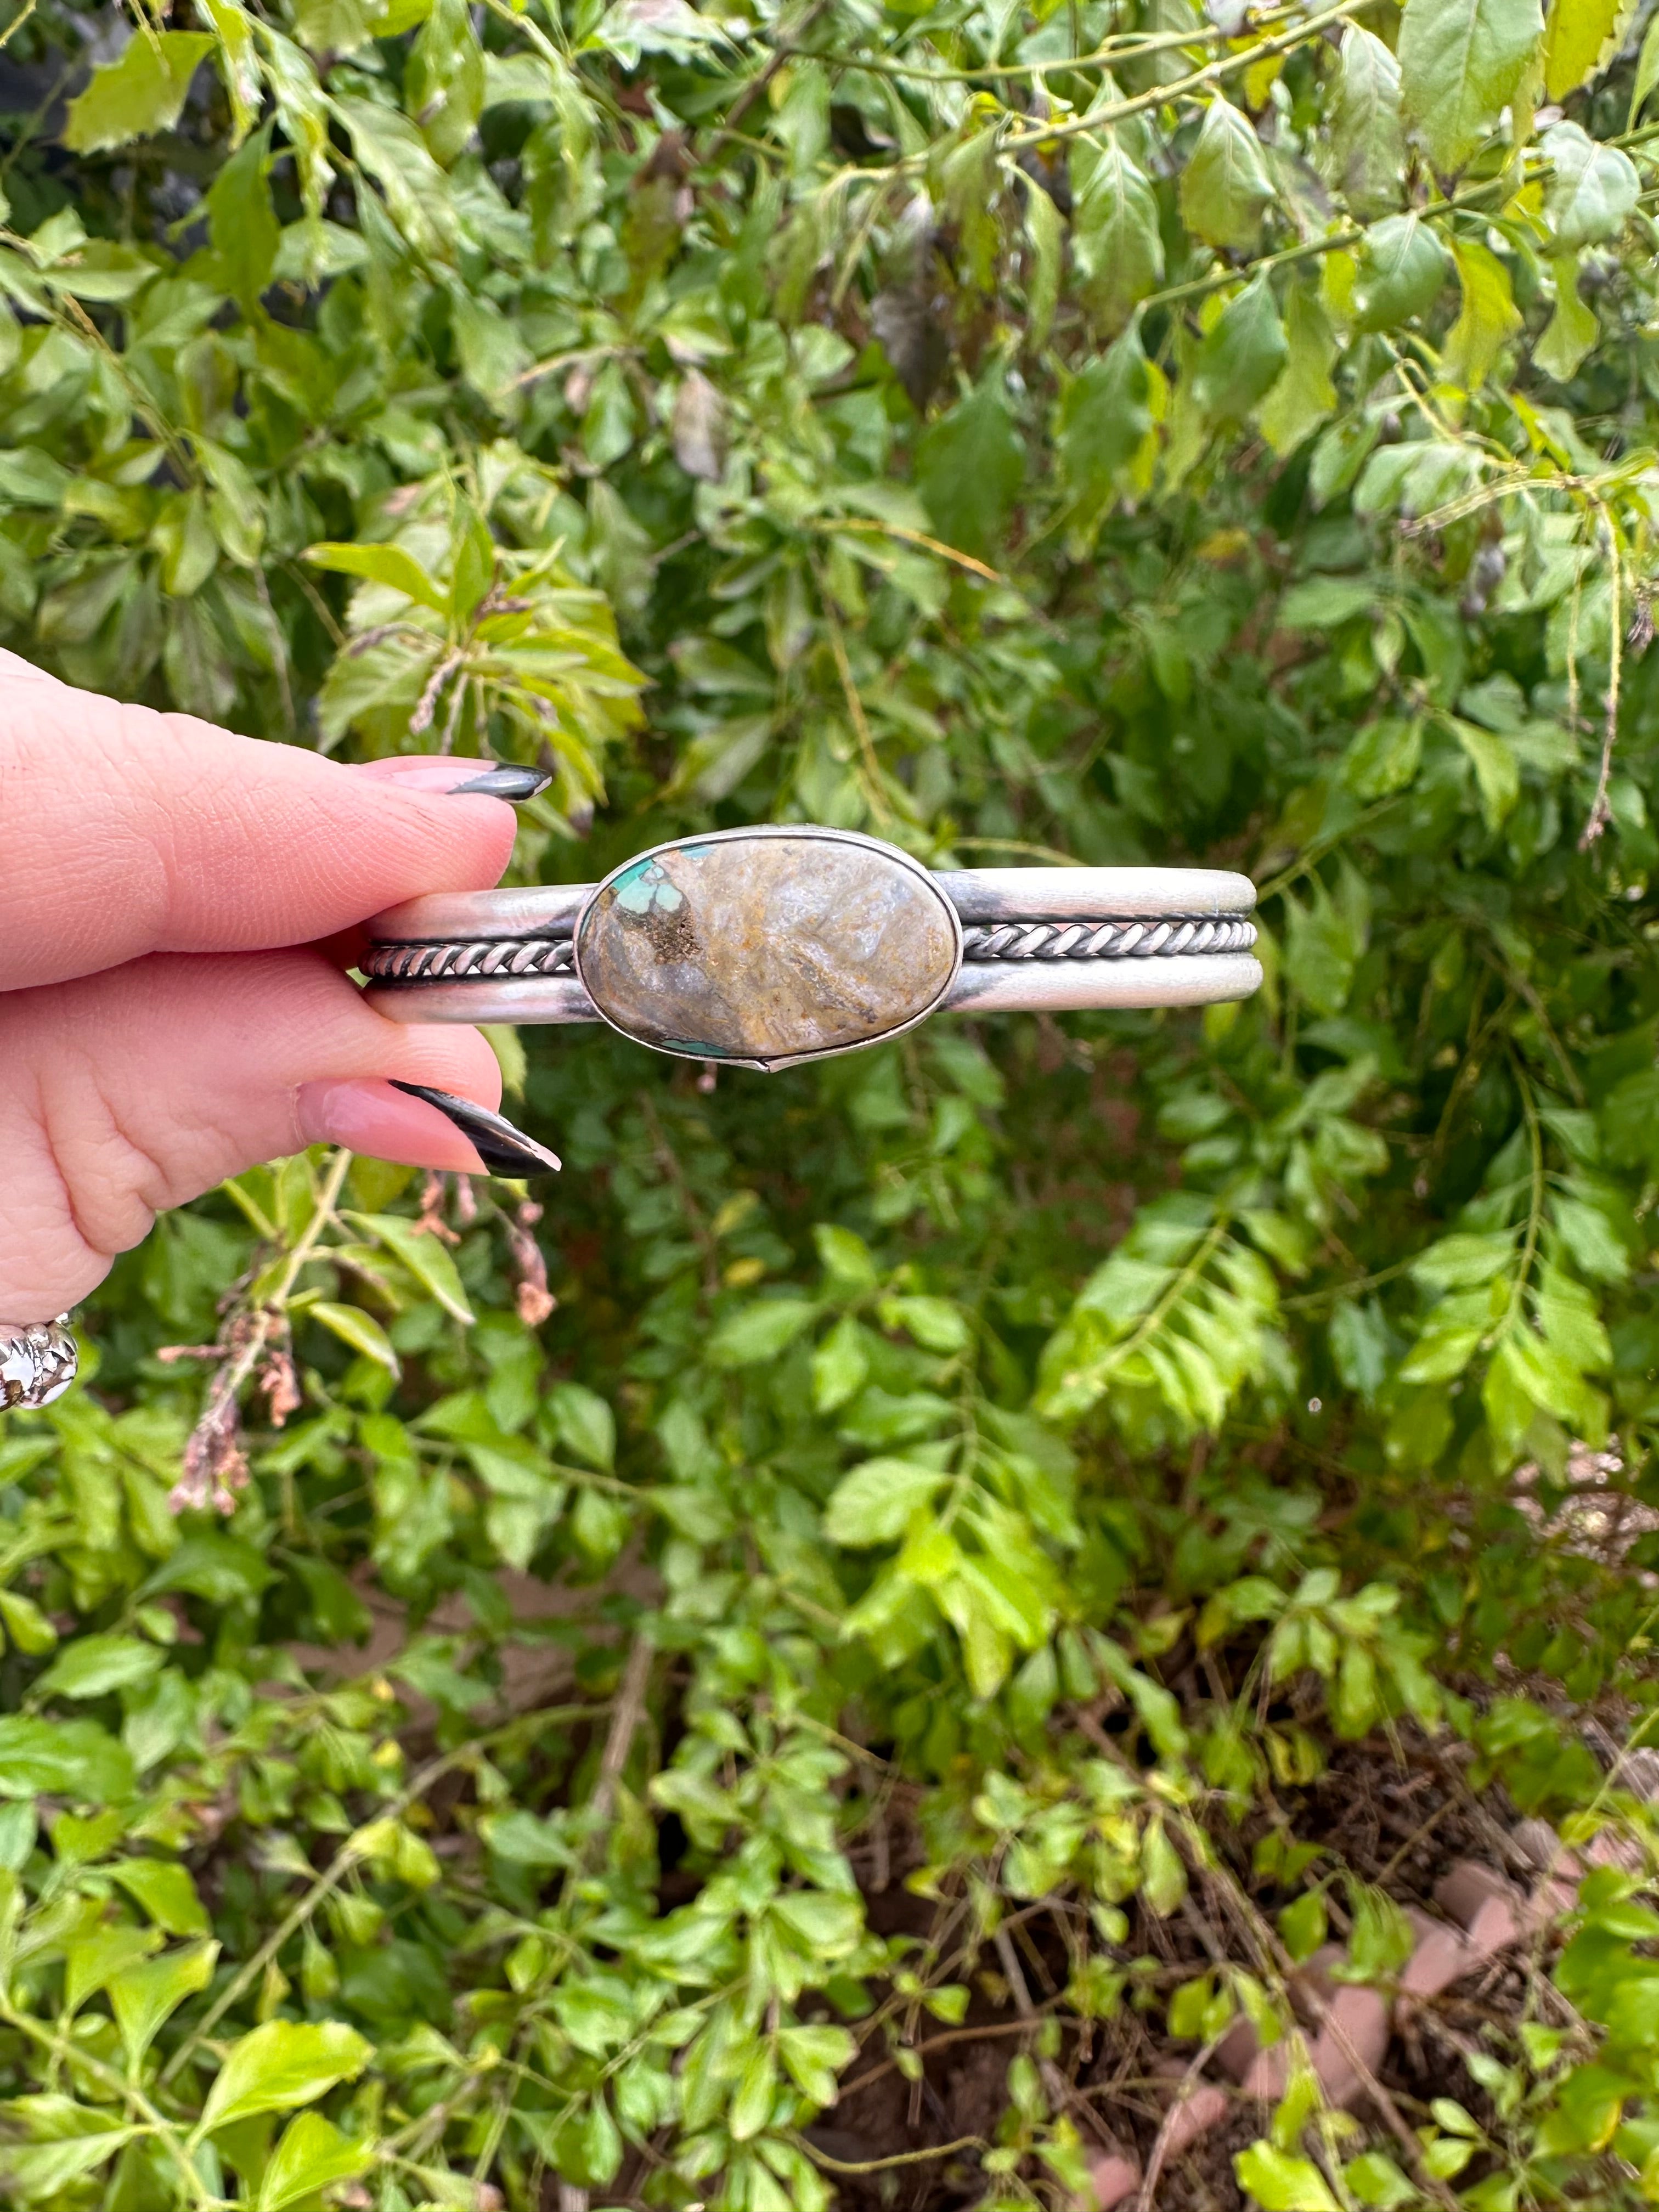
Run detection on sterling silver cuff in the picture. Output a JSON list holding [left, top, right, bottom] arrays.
[[0, 1317, 77, 1412], [363, 826, 1260, 1073]]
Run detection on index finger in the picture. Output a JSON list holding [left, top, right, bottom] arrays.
[[0, 653, 526, 991]]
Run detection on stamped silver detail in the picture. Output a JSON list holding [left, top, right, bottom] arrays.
[[0, 1317, 78, 1413]]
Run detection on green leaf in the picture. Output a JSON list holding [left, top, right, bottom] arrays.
[[1453, 714, 1521, 827], [198, 2021, 375, 2140], [1442, 236, 1522, 392], [1536, 253, 1599, 381], [1192, 276, 1289, 424], [1344, 2152, 1418, 2209], [1023, 170, 1062, 349], [1543, 0, 1635, 99], [814, 1223, 879, 1291], [202, 0, 262, 144], [1323, 27, 1406, 218], [109, 1941, 218, 2068], [1259, 283, 1336, 456], [35, 1634, 163, 1702], [304, 540, 448, 613], [0, 2123, 140, 2196], [64, 31, 216, 155], [1057, 323, 1150, 524], [1343, 715, 1423, 800], [1278, 1887, 1329, 1961], [1399, 0, 1545, 173], [345, 1212, 475, 1325], [770, 1890, 864, 1954], [778, 2022, 855, 2105], [1235, 2142, 1341, 2211], [1284, 891, 1357, 1015], [1353, 213, 1451, 333], [812, 1314, 871, 1414], [0, 1588, 57, 1655], [408, 0, 488, 167], [256, 2113, 374, 2211], [0, 1718, 134, 1803], [1073, 138, 1164, 335], [823, 1457, 948, 1545], [706, 1299, 817, 1368], [915, 371, 1024, 560], [1413, 1232, 1516, 1290], [309, 1302, 401, 1379], [1180, 98, 1276, 252], [1542, 122, 1638, 249], [207, 128, 280, 311], [546, 1381, 616, 1471], [879, 1294, 969, 1354], [1631, 8, 1659, 121], [728, 2043, 777, 2141], [108, 1859, 211, 1936], [336, 93, 458, 258], [1139, 1816, 1187, 1915]]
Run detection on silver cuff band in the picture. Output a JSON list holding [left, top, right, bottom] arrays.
[[363, 827, 1260, 1072], [0, 1317, 77, 1412]]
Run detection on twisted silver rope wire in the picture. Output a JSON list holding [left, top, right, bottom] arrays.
[[364, 937, 579, 983], [958, 916, 1257, 960]]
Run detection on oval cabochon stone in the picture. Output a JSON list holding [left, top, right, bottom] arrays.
[[576, 832, 961, 1068]]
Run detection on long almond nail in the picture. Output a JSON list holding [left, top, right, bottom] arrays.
[[359, 757, 552, 801], [297, 1078, 488, 1172], [387, 1081, 561, 1177]]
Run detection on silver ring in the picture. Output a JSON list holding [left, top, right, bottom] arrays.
[[363, 826, 1260, 1073], [0, 1316, 78, 1412]]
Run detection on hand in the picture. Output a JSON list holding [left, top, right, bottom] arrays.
[[0, 651, 558, 1327]]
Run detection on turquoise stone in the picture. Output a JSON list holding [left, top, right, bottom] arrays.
[[575, 831, 961, 1068]]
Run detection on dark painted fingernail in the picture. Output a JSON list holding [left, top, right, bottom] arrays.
[[388, 1081, 561, 1177], [365, 758, 552, 802], [449, 765, 553, 800]]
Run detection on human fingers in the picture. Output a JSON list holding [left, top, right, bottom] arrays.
[[0, 949, 558, 1322], [0, 650, 543, 990]]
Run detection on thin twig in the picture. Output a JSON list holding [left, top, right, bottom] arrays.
[[816, 574, 892, 826], [588, 1633, 653, 1836], [703, 0, 839, 159], [794, 2132, 985, 2172], [1138, 2036, 1220, 2211], [1579, 507, 1624, 849], [821, 516, 1007, 583]]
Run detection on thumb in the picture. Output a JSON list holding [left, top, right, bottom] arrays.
[[0, 950, 557, 1322]]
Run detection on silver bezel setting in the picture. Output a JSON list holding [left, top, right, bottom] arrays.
[[571, 825, 964, 1072]]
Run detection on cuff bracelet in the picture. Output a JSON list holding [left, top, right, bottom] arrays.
[[363, 826, 1260, 1074]]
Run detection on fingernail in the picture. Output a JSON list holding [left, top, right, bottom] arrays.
[[359, 757, 552, 802], [387, 1081, 561, 1177]]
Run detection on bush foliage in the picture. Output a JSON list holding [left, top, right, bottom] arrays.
[[7, 0, 1659, 2205]]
